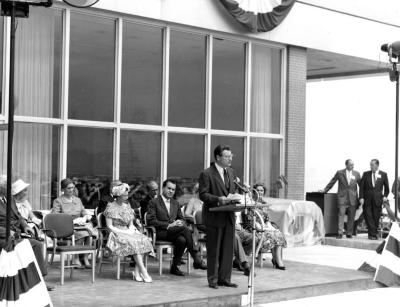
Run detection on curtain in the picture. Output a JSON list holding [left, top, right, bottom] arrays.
[[250, 45, 282, 196], [0, 8, 56, 210]]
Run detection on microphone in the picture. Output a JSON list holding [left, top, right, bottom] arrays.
[[233, 178, 250, 193], [381, 41, 400, 58]]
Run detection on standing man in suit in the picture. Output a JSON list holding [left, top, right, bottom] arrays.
[[323, 159, 361, 239], [147, 178, 206, 276], [359, 159, 390, 240], [199, 144, 238, 289]]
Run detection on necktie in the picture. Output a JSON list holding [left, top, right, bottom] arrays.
[[373, 172, 376, 187], [223, 168, 230, 191]]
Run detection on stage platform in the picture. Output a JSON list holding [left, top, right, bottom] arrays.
[[47, 245, 381, 307], [323, 234, 382, 250]]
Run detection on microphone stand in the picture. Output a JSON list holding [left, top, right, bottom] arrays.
[[245, 189, 265, 307]]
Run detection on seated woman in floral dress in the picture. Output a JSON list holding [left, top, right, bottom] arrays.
[[104, 183, 154, 283], [241, 183, 287, 270]]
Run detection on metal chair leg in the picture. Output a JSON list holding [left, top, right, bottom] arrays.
[[116, 257, 120, 280], [60, 253, 65, 285]]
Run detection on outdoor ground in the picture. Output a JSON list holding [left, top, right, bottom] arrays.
[[46, 237, 394, 307]]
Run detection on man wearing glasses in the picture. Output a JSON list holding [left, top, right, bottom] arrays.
[[140, 181, 159, 221], [199, 144, 238, 289]]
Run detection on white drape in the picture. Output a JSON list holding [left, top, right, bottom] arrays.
[[250, 45, 281, 196], [0, 8, 56, 209]]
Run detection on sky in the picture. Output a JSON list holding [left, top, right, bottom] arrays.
[[305, 74, 396, 195]]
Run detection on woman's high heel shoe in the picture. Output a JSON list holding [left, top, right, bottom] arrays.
[[141, 273, 153, 283], [132, 271, 143, 282], [272, 259, 286, 270]]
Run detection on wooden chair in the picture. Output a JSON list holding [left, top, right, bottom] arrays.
[[42, 213, 96, 285], [96, 212, 131, 279], [144, 212, 190, 275]]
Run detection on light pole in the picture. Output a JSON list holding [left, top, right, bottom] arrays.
[[381, 42, 400, 220], [1, 0, 100, 242]]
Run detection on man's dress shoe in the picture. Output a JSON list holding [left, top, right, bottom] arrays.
[[193, 260, 207, 270], [208, 283, 219, 289], [170, 265, 185, 276], [217, 281, 238, 288]]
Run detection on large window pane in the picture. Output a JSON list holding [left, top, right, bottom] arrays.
[[69, 13, 115, 121], [0, 16, 3, 114], [0, 123, 60, 209], [211, 136, 244, 180], [169, 31, 206, 128], [67, 127, 113, 184], [14, 8, 62, 118], [167, 133, 204, 196], [251, 45, 282, 134], [120, 130, 161, 184], [121, 22, 163, 125], [212, 39, 245, 131], [250, 138, 281, 197]]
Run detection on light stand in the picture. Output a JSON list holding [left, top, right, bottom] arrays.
[[1, 0, 100, 243], [387, 59, 399, 220]]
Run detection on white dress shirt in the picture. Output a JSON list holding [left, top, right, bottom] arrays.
[[346, 170, 352, 184], [215, 163, 226, 183], [161, 195, 171, 216], [372, 170, 380, 188]]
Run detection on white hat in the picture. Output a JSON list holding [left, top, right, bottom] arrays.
[[11, 179, 30, 196]]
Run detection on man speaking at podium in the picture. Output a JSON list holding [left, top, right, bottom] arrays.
[[323, 159, 361, 239], [199, 144, 238, 289]]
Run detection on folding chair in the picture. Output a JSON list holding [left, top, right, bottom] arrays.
[[42, 213, 96, 285]]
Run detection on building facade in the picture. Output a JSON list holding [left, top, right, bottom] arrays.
[[0, 0, 395, 209]]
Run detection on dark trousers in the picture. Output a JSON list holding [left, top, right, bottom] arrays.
[[338, 203, 356, 235], [234, 232, 247, 264], [363, 198, 382, 237], [158, 226, 196, 266], [29, 238, 47, 276], [206, 221, 234, 285]]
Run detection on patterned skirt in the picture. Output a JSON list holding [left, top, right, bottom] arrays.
[[256, 226, 287, 253], [106, 229, 154, 257]]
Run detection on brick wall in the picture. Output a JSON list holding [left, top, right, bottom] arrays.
[[285, 46, 307, 200]]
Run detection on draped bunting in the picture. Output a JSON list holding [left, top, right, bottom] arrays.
[[0, 240, 52, 306], [219, 0, 296, 32], [374, 223, 400, 286]]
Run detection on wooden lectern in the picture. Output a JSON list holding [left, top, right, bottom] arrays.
[[305, 192, 338, 235]]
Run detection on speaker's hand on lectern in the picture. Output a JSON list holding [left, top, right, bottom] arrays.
[[218, 196, 230, 206]]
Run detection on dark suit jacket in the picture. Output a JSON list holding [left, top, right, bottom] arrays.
[[324, 169, 361, 206], [147, 196, 184, 232], [198, 163, 237, 227], [360, 170, 390, 206], [0, 196, 29, 245]]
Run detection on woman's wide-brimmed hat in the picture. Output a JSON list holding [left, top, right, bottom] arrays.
[[12, 179, 30, 196]]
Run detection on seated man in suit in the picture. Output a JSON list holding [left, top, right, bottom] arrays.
[[0, 175, 54, 291], [147, 178, 207, 276]]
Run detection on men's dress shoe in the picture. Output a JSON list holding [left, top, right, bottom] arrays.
[[368, 235, 378, 240], [217, 281, 238, 288], [46, 284, 55, 291], [336, 234, 343, 239], [346, 235, 353, 239], [208, 283, 219, 289], [193, 260, 207, 270], [170, 265, 185, 276]]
